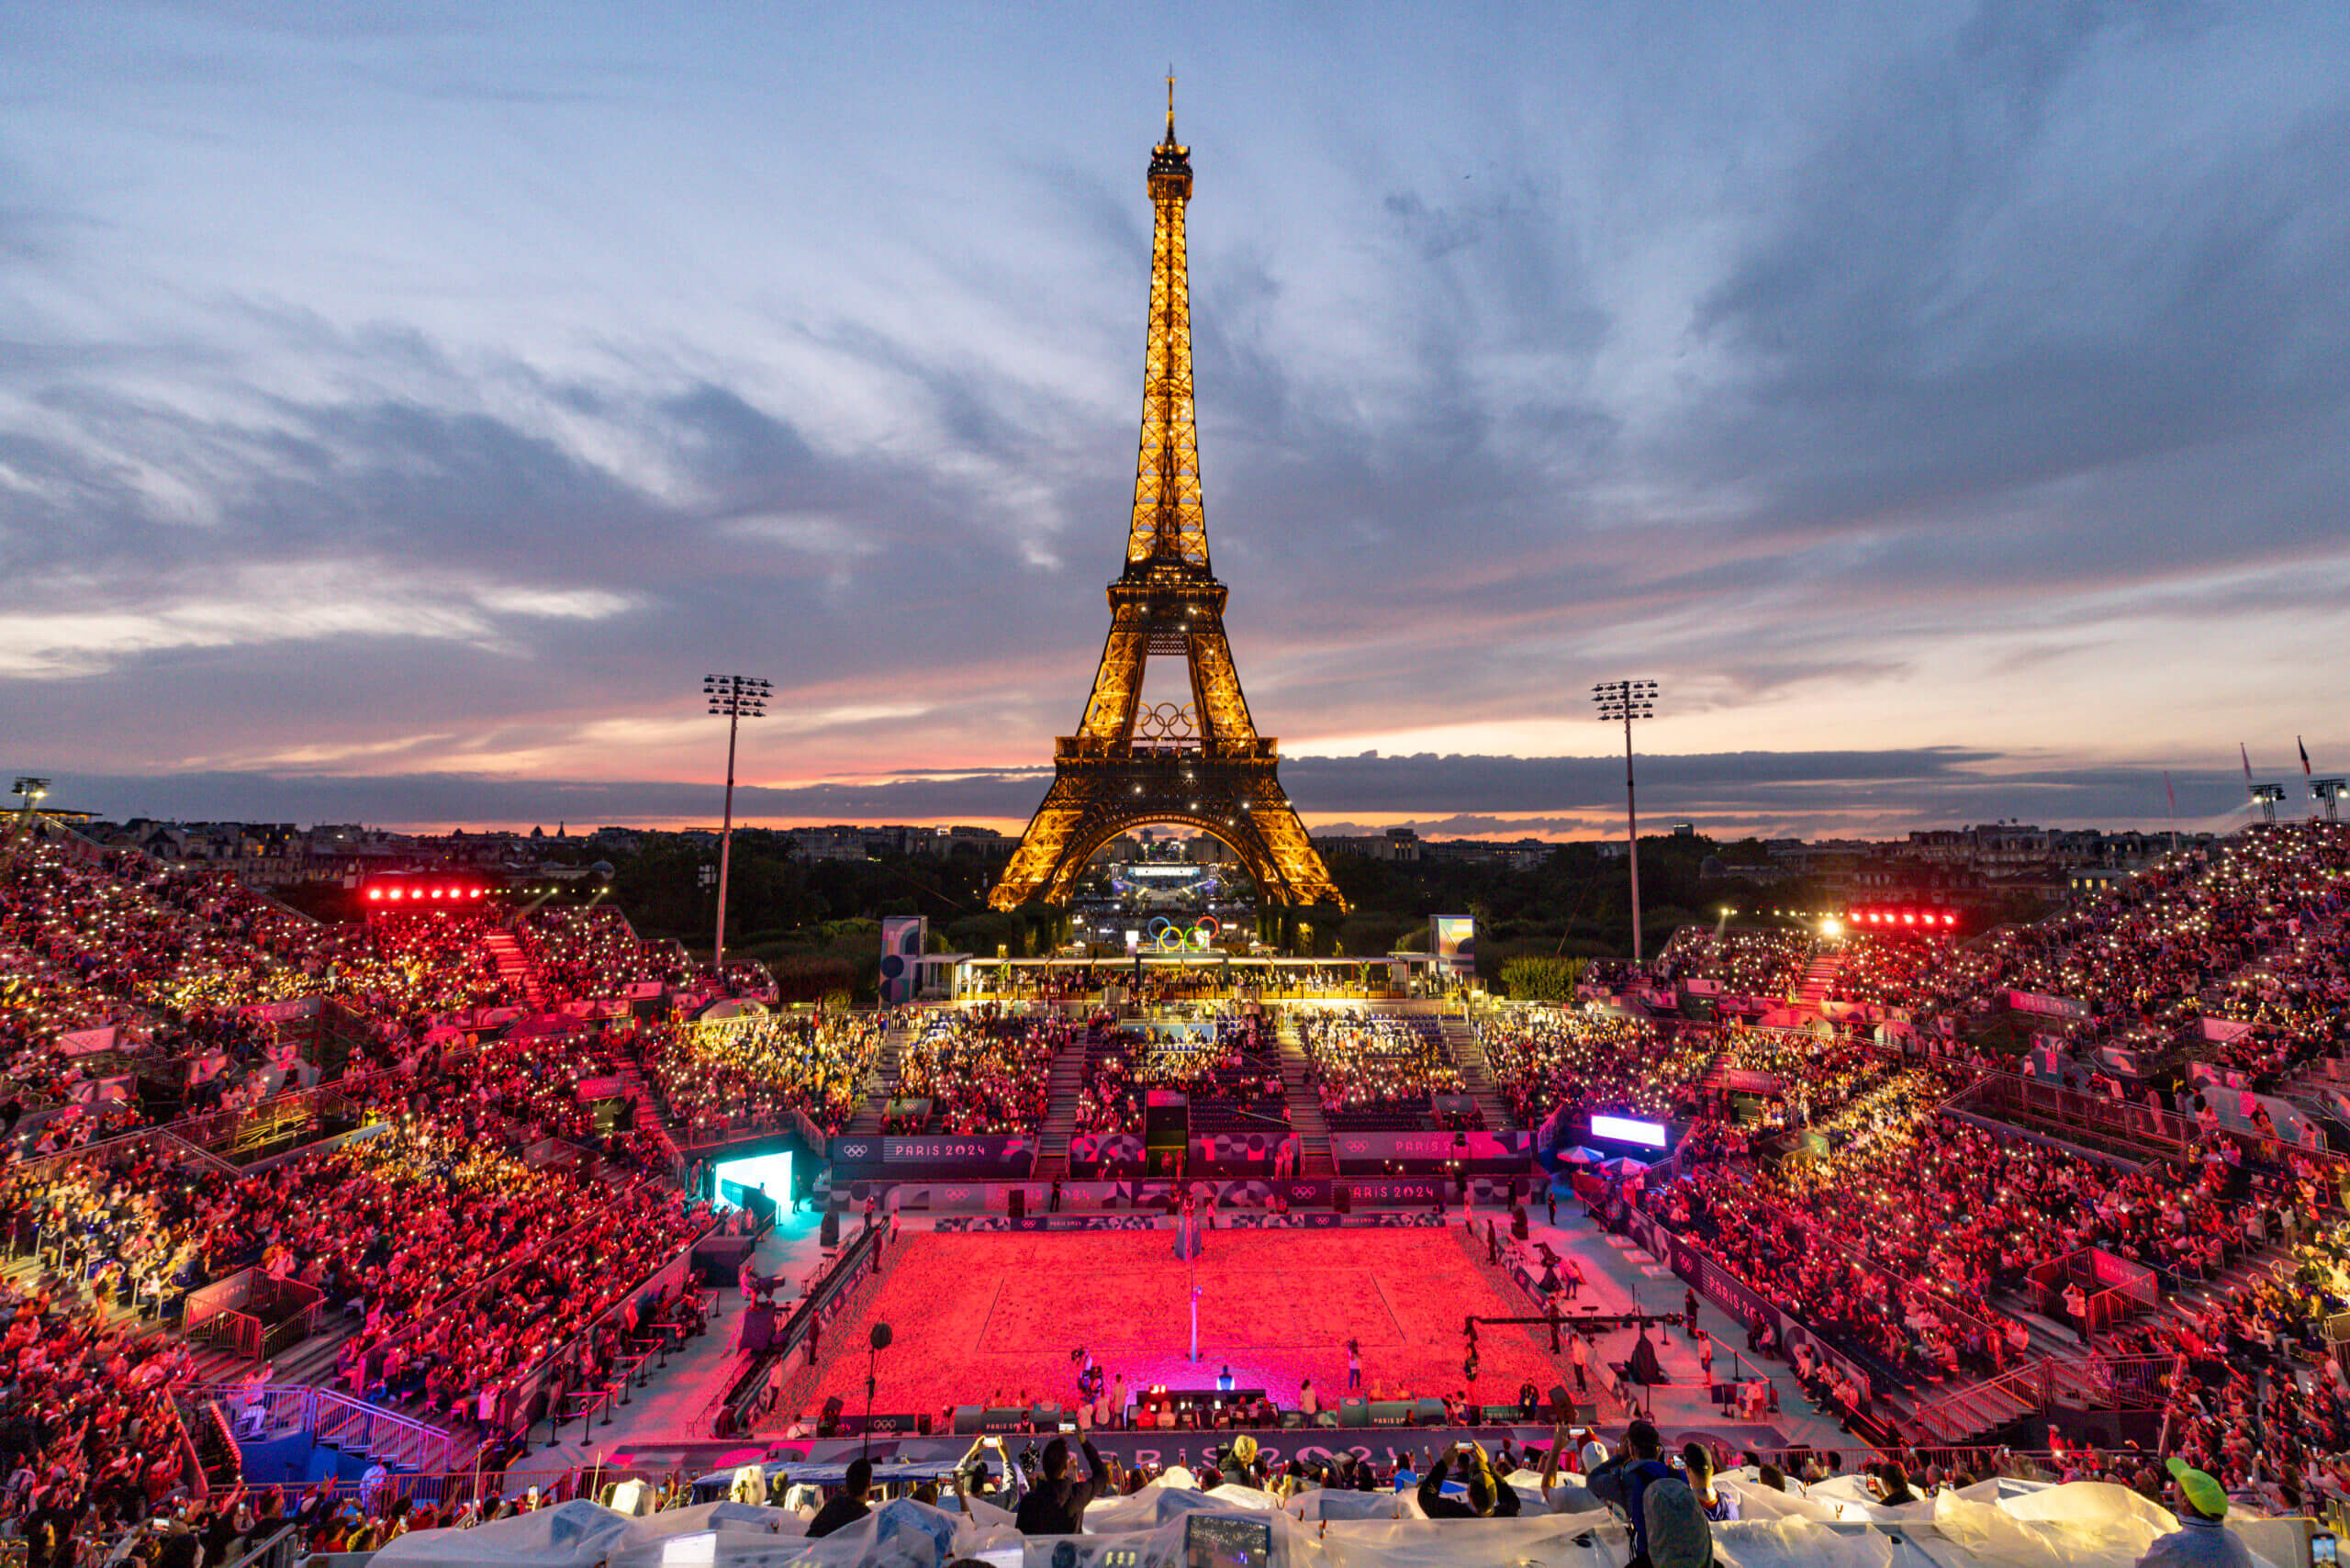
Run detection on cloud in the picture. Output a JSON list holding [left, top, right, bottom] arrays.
[[0, 3, 2344, 829], [0, 565, 633, 678], [37, 748, 2278, 841]]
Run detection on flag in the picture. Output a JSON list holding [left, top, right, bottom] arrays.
[[2242, 744, 2253, 786], [2165, 772, 2177, 815], [2301, 736, 2312, 776]]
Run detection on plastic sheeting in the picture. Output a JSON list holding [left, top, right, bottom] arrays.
[[370, 1475, 2288, 1568]]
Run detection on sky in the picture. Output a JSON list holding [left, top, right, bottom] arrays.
[[3, 1, 2347, 841]]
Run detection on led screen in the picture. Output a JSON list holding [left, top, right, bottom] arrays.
[[712, 1151, 792, 1210], [1588, 1114, 1668, 1149]]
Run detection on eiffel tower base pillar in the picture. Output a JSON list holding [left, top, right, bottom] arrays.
[[990, 750, 1343, 916]]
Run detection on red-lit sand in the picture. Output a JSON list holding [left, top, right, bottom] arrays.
[[803, 1226, 1570, 1418]]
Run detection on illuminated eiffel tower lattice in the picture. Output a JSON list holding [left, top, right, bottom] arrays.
[[990, 91, 1344, 914]]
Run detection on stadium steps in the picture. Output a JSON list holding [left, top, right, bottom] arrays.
[[1692, 1055, 1742, 1093], [481, 928, 547, 1010], [1271, 1013, 1336, 1177], [1942, 1102, 2156, 1170], [2138, 1237, 2297, 1335], [607, 1061, 686, 1168], [1032, 1024, 1091, 1180], [1796, 952, 1844, 1006], [2277, 1056, 2350, 1152], [1439, 1016, 1516, 1131], [845, 1021, 910, 1136], [1898, 1367, 2043, 1445]]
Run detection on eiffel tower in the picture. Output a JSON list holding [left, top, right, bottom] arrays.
[[990, 88, 1344, 914]]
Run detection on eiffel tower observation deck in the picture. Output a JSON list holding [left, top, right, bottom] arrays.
[[990, 89, 1344, 916]]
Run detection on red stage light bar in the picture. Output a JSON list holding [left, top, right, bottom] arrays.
[[1845, 906, 1962, 931]]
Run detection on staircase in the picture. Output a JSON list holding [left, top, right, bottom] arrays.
[[845, 1019, 912, 1136], [482, 928, 546, 1010], [1032, 1024, 1093, 1181], [1440, 1016, 1516, 1131], [1900, 1362, 2045, 1445], [1796, 952, 1845, 1006], [609, 1061, 685, 1169], [1272, 1013, 1335, 1176], [2277, 1050, 2350, 1153]]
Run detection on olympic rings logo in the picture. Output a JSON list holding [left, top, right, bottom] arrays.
[[1145, 914, 1222, 952]]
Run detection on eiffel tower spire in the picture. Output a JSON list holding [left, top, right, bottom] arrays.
[[990, 101, 1344, 917], [1130, 73, 1205, 569]]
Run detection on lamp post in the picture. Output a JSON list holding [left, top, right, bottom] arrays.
[[863, 1321, 891, 1459], [1592, 681, 1659, 963], [703, 676, 771, 973]]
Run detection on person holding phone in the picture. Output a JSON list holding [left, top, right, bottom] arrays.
[[1014, 1436, 1106, 1537], [1539, 1423, 1602, 1515]]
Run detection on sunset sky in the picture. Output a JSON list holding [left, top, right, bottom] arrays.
[[4, 3, 2346, 840]]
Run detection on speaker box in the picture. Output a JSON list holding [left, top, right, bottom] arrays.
[[819, 1210, 841, 1249], [1333, 1184, 1351, 1215], [1411, 1397, 1447, 1427], [953, 1405, 984, 1435], [1008, 1187, 1026, 1221], [819, 1394, 844, 1438], [1461, 1405, 1483, 1427], [739, 1303, 777, 1353], [1511, 1206, 1528, 1240], [918, 1413, 934, 1435], [1573, 1401, 1597, 1424], [1337, 1396, 1370, 1428]]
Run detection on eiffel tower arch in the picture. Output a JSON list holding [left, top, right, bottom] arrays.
[[990, 93, 1344, 917]]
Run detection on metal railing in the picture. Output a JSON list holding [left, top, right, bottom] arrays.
[[199, 1382, 470, 1473], [1944, 1070, 2196, 1159]]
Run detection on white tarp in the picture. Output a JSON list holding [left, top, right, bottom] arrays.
[[370, 1478, 2287, 1568]]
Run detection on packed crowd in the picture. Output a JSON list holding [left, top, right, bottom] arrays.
[[1294, 1013, 1463, 1119], [2131, 1214, 2350, 1515], [893, 1012, 1070, 1136], [0, 842, 533, 1141], [1863, 823, 2350, 1045], [1073, 1016, 1282, 1136], [2196, 910, 2350, 1081], [640, 1013, 882, 1143], [329, 1131, 704, 1425], [1475, 1009, 1711, 1126], [516, 906, 654, 1004], [1826, 931, 1956, 1007], [1655, 927, 1815, 998]]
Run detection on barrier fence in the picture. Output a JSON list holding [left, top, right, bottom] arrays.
[[196, 1382, 470, 1475], [711, 1219, 888, 1438]]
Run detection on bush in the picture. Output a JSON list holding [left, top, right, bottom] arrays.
[[1498, 955, 1585, 1002]]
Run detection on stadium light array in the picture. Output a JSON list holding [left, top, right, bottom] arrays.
[[1592, 679, 1659, 963], [704, 675, 773, 971]]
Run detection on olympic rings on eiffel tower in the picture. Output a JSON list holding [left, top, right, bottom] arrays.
[[1145, 914, 1222, 952], [1135, 703, 1198, 741]]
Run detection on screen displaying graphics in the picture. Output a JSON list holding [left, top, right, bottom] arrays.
[[1588, 1114, 1668, 1150], [1431, 915, 1475, 960], [712, 1150, 792, 1210]]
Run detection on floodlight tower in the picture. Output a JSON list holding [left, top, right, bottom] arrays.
[[2250, 782, 2288, 825], [2315, 779, 2347, 823], [1593, 681, 1659, 963], [703, 676, 771, 973]]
